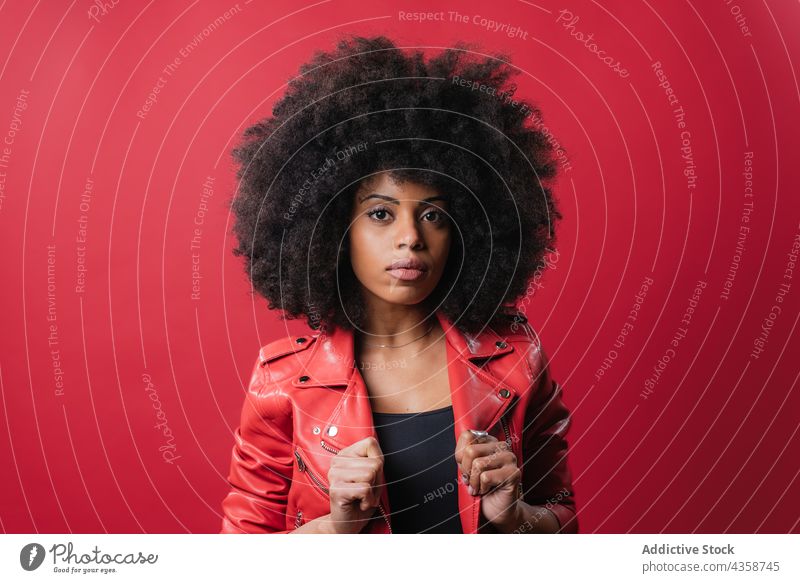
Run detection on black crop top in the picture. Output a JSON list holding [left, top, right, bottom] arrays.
[[371, 405, 463, 534]]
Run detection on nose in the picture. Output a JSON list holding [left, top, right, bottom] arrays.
[[394, 211, 424, 250]]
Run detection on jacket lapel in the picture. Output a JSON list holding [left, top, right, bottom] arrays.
[[436, 312, 520, 534], [436, 310, 518, 436]]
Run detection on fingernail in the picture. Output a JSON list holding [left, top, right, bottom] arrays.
[[461, 473, 468, 484], [468, 485, 475, 496]]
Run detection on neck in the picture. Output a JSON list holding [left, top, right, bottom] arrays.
[[356, 299, 440, 350]]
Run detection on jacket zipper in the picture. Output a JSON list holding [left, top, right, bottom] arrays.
[[294, 508, 303, 528], [498, 409, 523, 501], [320, 440, 393, 534], [499, 413, 512, 448], [294, 450, 329, 494]]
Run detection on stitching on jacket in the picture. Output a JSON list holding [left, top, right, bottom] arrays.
[[262, 357, 273, 386], [318, 367, 358, 443]]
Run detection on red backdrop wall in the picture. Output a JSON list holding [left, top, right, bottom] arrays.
[[1, 0, 798, 533]]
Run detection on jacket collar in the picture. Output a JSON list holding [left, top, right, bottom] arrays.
[[293, 310, 515, 389]]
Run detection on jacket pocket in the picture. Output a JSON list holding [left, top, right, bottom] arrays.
[[294, 448, 330, 495]]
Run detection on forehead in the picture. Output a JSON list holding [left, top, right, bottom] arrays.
[[355, 172, 443, 203]]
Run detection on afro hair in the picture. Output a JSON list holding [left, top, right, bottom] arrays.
[[230, 35, 565, 335]]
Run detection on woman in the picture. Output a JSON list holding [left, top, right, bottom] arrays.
[[220, 35, 577, 534]]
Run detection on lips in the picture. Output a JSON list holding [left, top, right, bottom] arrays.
[[386, 257, 428, 282], [387, 258, 427, 271]]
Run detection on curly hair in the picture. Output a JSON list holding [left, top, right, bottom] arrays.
[[230, 35, 564, 335]]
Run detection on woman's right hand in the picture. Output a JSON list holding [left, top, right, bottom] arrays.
[[326, 436, 385, 534]]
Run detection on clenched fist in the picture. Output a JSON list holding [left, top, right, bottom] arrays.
[[327, 436, 386, 534]]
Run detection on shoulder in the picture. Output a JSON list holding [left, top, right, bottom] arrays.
[[489, 311, 543, 352], [243, 330, 320, 420], [252, 330, 324, 387], [487, 311, 549, 382], [489, 316, 568, 432], [257, 331, 320, 367]]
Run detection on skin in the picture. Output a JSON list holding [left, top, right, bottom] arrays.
[[293, 172, 559, 534]]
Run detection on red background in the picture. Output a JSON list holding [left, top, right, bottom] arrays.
[[1, 0, 798, 533]]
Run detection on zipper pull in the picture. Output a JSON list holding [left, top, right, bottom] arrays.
[[294, 450, 306, 472]]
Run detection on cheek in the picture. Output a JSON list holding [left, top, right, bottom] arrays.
[[349, 223, 384, 270], [430, 228, 452, 264]]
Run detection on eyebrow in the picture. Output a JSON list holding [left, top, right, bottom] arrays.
[[358, 193, 449, 205]]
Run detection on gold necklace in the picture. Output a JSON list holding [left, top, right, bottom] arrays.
[[360, 321, 434, 349]]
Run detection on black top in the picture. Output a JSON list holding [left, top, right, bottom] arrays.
[[371, 405, 463, 534]]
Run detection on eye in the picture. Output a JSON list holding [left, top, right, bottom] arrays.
[[422, 209, 445, 223], [366, 206, 392, 222]]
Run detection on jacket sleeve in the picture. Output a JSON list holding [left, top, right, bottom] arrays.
[[220, 354, 295, 534], [520, 342, 579, 533]]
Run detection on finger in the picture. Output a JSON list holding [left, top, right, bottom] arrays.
[[331, 455, 383, 471], [467, 449, 516, 494], [365, 484, 382, 511], [455, 429, 497, 466], [478, 466, 521, 496], [329, 457, 383, 484], [454, 429, 477, 463], [331, 481, 373, 507], [454, 430, 496, 461], [340, 436, 384, 459], [458, 441, 502, 484], [328, 464, 380, 485], [460, 441, 499, 483], [358, 483, 382, 511]]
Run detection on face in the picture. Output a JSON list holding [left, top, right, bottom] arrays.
[[347, 172, 452, 309]]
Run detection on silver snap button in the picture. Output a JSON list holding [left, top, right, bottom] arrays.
[[496, 340, 508, 349], [312, 426, 321, 435], [327, 426, 338, 437]]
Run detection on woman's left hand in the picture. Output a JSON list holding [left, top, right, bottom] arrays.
[[455, 430, 521, 528]]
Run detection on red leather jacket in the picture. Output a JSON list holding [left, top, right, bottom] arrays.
[[220, 310, 578, 534]]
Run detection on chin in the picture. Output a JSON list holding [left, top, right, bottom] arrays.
[[380, 291, 430, 305], [370, 281, 433, 304]]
